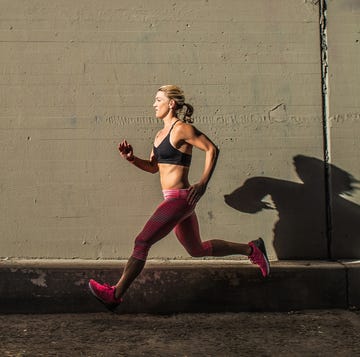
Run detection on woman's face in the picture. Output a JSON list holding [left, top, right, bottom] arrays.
[[153, 91, 171, 119]]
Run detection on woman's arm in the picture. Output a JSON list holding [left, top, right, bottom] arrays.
[[181, 125, 219, 204], [118, 140, 159, 174]]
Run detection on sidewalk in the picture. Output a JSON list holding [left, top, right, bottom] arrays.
[[0, 259, 359, 314], [2, 310, 360, 356]]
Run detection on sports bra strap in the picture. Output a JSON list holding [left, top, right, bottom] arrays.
[[169, 119, 180, 132]]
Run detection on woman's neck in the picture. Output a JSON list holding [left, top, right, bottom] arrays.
[[162, 115, 178, 129]]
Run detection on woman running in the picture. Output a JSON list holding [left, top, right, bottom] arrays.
[[89, 85, 270, 310]]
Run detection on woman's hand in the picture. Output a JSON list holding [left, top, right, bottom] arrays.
[[187, 183, 206, 206], [118, 140, 134, 162]]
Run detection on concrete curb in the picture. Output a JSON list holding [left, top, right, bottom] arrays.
[[0, 259, 358, 314], [343, 261, 360, 310]]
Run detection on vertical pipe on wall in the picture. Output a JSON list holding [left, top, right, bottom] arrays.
[[319, 0, 333, 259]]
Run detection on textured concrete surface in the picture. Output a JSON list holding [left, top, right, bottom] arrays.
[[1, 310, 360, 356], [344, 261, 360, 309], [326, 0, 360, 260], [0, 0, 329, 261], [0, 259, 358, 314]]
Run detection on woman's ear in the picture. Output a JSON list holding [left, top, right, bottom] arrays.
[[169, 99, 176, 109]]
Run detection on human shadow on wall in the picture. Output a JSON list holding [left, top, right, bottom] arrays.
[[224, 155, 360, 259]]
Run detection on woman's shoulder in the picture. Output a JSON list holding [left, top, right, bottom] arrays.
[[174, 120, 194, 132], [173, 120, 192, 133], [173, 121, 201, 141]]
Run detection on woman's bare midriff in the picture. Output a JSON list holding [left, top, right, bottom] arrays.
[[158, 164, 190, 190]]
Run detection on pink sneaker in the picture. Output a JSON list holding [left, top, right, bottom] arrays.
[[248, 238, 270, 277], [88, 279, 123, 311]]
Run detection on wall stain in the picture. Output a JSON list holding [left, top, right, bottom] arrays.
[[30, 271, 47, 287]]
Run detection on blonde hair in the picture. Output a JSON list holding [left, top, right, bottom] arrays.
[[158, 85, 194, 123]]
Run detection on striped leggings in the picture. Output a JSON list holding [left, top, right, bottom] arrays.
[[132, 189, 213, 261]]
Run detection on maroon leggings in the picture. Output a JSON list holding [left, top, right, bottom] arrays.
[[132, 189, 213, 261]]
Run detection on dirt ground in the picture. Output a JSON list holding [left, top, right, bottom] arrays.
[[1, 310, 360, 356]]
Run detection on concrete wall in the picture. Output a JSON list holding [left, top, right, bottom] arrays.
[[0, 0, 358, 260], [326, 0, 360, 259]]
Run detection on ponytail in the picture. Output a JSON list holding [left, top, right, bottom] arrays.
[[182, 103, 194, 123], [175, 103, 194, 123]]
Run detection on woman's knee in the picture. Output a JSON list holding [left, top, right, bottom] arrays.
[[188, 250, 205, 258], [132, 236, 151, 261], [187, 241, 213, 258]]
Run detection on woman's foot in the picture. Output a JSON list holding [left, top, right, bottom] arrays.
[[248, 238, 270, 277], [88, 279, 123, 311]]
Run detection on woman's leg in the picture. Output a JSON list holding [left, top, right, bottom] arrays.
[[211, 240, 252, 256], [114, 256, 145, 298], [174, 212, 252, 257], [175, 211, 270, 277], [114, 197, 192, 298]]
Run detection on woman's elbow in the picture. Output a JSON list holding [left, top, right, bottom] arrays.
[[211, 144, 220, 159]]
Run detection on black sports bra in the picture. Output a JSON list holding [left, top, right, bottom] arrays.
[[153, 120, 192, 167]]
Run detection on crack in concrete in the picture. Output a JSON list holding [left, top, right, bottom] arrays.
[[268, 103, 286, 122]]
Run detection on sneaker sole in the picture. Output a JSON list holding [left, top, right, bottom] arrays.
[[88, 282, 119, 313]]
